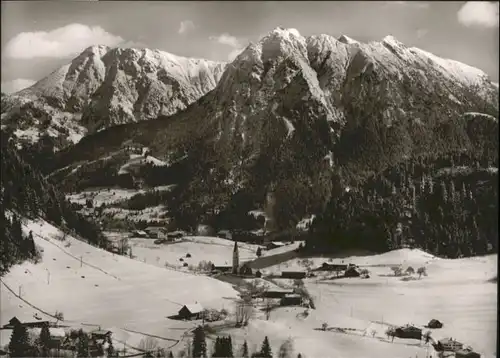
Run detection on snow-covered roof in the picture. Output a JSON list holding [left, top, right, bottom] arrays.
[[269, 241, 286, 246], [30, 327, 66, 337], [181, 303, 203, 314], [133, 230, 147, 235]]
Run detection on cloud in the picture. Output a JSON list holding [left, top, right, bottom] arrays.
[[457, 1, 499, 28], [1, 79, 37, 94], [384, 1, 429, 9], [178, 20, 196, 35], [209, 33, 241, 48], [209, 33, 246, 61], [4, 23, 125, 59], [416, 28, 429, 39]]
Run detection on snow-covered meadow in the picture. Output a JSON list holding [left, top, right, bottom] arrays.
[[0, 219, 239, 352]]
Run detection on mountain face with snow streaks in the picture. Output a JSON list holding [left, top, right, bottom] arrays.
[[7, 27, 499, 232], [1, 46, 226, 150]]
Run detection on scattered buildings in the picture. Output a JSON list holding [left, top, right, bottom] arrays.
[[178, 303, 204, 320]]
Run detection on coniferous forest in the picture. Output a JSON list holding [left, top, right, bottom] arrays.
[[308, 151, 498, 258], [0, 131, 109, 275]]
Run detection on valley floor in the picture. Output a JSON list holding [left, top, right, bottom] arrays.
[[1, 220, 496, 358]]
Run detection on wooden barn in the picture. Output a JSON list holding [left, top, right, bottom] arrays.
[[455, 349, 481, 358], [261, 290, 295, 299], [280, 294, 303, 306], [314, 263, 348, 272], [3, 316, 50, 329], [344, 266, 361, 278], [281, 271, 306, 279], [395, 325, 422, 340], [178, 303, 204, 320]]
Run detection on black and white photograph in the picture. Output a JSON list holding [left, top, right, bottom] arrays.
[[0, 1, 498, 357]]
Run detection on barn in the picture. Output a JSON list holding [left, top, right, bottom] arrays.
[[344, 266, 361, 278], [178, 303, 204, 320], [427, 318, 443, 329], [281, 271, 306, 279], [314, 263, 348, 272], [280, 294, 303, 306], [261, 290, 295, 299], [395, 325, 422, 340], [455, 349, 481, 358]]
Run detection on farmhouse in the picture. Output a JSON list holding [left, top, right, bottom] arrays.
[[314, 263, 348, 272], [145, 227, 165, 238], [455, 349, 481, 358], [178, 303, 204, 320], [280, 294, 303, 306], [217, 230, 232, 240], [261, 290, 295, 299], [3, 316, 50, 329], [395, 325, 422, 340], [266, 241, 286, 250], [427, 318, 443, 329], [132, 230, 147, 238], [344, 266, 361, 278], [31, 327, 66, 348], [213, 265, 232, 273], [167, 231, 186, 239], [435, 338, 464, 352], [281, 271, 307, 279]]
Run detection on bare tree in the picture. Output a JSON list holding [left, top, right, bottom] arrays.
[[417, 267, 427, 279], [405, 266, 415, 275], [235, 300, 253, 327], [139, 337, 159, 353], [264, 299, 273, 321], [278, 338, 295, 358], [391, 266, 403, 277], [385, 327, 396, 342], [54, 311, 64, 322], [321, 323, 328, 331]]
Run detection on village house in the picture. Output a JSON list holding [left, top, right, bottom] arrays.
[[455, 349, 481, 358], [3, 316, 50, 329], [260, 290, 295, 299], [344, 266, 361, 278], [394, 325, 422, 340], [31, 326, 66, 349], [131, 230, 147, 238], [435, 337, 464, 352], [280, 294, 303, 306], [313, 263, 348, 272], [217, 230, 233, 240], [145, 227, 165, 238], [427, 318, 443, 329], [281, 271, 307, 279], [266, 241, 287, 250], [178, 303, 204, 320]]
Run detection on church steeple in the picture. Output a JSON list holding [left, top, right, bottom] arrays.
[[232, 241, 239, 274]]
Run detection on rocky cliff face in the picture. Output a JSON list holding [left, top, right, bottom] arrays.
[[1, 46, 226, 150]]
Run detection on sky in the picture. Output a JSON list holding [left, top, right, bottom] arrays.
[[1, 1, 499, 93]]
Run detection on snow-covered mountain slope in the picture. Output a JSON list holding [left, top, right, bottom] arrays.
[[50, 27, 498, 230], [1, 46, 226, 150]]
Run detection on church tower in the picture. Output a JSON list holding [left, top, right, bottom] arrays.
[[232, 241, 239, 274]]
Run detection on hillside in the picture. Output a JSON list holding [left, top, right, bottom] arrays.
[[0, 132, 108, 275], [42, 28, 498, 251], [0, 46, 226, 157], [0, 218, 239, 354]]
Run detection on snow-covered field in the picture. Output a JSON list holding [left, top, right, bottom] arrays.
[[67, 185, 175, 206], [129, 236, 262, 268], [218, 249, 497, 358], [0, 219, 239, 353], [2, 220, 496, 358]]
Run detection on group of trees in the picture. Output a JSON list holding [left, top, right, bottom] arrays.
[[309, 151, 498, 258], [190, 326, 300, 358], [1, 130, 109, 275], [0, 213, 39, 274]]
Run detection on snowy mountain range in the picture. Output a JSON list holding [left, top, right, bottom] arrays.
[[2, 27, 498, 231], [1, 45, 226, 149]]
